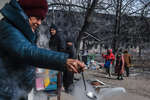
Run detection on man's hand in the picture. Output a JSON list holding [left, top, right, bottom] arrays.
[[66, 59, 85, 73]]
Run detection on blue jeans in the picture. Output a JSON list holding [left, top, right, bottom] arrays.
[[106, 64, 112, 77]]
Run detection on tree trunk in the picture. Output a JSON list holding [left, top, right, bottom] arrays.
[[113, 0, 122, 54], [76, 0, 99, 57]]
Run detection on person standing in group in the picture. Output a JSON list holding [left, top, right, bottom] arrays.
[[123, 50, 132, 77], [48, 24, 67, 91], [49, 24, 66, 52], [102, 49, 115, 78], [63, 36, 76, 92], [0, 0, 85, 100], [115, 50, 125, 80]]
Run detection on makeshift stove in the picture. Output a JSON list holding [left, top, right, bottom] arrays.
[[92, 79, 126, 99]]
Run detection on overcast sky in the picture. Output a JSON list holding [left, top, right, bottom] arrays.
[[47, 0, 149, 16]]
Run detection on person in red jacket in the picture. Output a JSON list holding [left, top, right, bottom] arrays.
[[102, 49, 115, 78]]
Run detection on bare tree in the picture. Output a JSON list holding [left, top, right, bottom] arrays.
[[76, 0, 99, 55], [45, 0, 150, 54]]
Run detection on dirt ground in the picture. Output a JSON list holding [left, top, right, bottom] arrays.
[[84, 67, 150, 100], [32, 66, 150, 100]]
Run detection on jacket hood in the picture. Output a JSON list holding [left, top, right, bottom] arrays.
[[50, 24, 58, 31], [0, 0, 35, 43]]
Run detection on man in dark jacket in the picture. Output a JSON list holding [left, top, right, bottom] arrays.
[[0, 0, 85, 100], [63, 36, 76, 92], [48, 24, 67, 92], [49, 26, 75, 92], [49, 24, 66, 52]]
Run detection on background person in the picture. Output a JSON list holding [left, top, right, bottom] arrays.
[[63, 36, 76, 92], [123, 50, 132, 77], [102, 49, 115, 78], [115, 50, 125, 80], [49, 24, 66, 52], [48, 24, 67, 91]]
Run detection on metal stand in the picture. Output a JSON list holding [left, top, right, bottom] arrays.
[[57, 72, 61, 100]]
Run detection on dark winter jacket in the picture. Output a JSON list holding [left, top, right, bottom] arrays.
[[65, 44, 76, 59], [65, 38, 76, 59], [49, 31, 66, 52], [0, 0, 68, 99]]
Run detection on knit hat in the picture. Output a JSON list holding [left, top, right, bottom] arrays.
[[50, 24, 57, 31], [18, 0, 48, 20]]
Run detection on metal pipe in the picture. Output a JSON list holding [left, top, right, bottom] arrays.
[[81, 72, 86, 91]]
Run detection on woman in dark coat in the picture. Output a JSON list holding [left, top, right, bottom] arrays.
[[115, 52, 125, 80], [0, 0, 85, 100]]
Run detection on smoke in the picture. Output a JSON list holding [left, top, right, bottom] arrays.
[[98, 87, 126, 100], [12, 88, 27, 100], [70, 79, 98, 100]]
